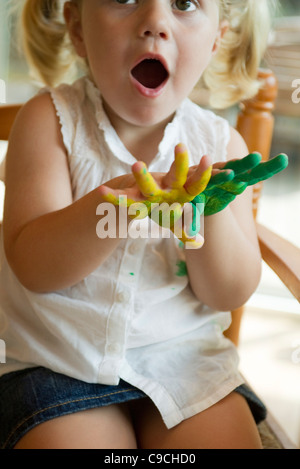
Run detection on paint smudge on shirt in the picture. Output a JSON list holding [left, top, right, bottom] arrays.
[[176, 260, 187, 277]]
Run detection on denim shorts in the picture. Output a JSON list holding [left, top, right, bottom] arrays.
[[0, 366, 266, 449]]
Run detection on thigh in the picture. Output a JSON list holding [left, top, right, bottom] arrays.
[[0, 367, 146, 449], [131, 392, 262, 449], [14, 403, 137, 449]]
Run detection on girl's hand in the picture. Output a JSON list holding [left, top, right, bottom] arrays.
[[192, 152, 289, 216], [99, 143, 213, 248]]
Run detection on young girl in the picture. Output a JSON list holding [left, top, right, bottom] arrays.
[[0, 0, 274, 449]]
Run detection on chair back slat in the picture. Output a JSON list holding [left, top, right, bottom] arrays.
[[0, 104, 22, 141]]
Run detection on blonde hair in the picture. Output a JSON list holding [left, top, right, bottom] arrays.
[[13, 0, 81, 86], [14, 0, 275, 107], [203, 0, 277, 108]]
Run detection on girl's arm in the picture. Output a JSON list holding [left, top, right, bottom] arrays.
[[3, 93, 127, 293], [185, 128, 262, 311]]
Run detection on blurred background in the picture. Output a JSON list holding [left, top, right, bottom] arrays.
[[0, 0, 299, 447]]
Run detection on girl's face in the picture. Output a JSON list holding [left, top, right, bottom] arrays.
[[65, 0, 225, 130]]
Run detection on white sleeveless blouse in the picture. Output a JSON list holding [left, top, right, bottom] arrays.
[[0, 77, 244, 428]]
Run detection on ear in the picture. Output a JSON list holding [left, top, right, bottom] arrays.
[[212, 20, 229, 55], [64, 1, 87, 58]]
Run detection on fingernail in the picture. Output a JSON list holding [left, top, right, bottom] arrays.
[[133, 162, 147, 175], [175, 143, 187, 155]]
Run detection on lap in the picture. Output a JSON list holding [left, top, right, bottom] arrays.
[[15, 392, 262, 449], [15, 403, 137, 449], [1, 367, 263, 449], [130, 392, 263, 449], [0, 367, 146, 449]]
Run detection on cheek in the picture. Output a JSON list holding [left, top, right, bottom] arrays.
[[85, 30, 125, 74], [179, 29, 217, 75], [176, 49, 209, 86]]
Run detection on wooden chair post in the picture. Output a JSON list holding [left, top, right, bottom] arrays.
[[0, 104, 22, 141], [236, 69, 278, 217], [224, 69, 278, 346]]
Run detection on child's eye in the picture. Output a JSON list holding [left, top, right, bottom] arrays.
[[173, 0, 197, 12], [115, 0, 198, 11], [116, 0, 136, 4]]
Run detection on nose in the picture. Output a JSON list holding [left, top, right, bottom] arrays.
[[137, 1, 171, 40]]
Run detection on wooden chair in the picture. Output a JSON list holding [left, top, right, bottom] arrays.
[[0, 73, 299, 448], [224, 69, 300, 346], [191, 69, 299, 449], [0, 103, 22, 141], [190, 69, 300, 348], [0, 104, 22, 182]]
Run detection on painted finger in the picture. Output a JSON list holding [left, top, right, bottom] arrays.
[[132, 162, 162, 199], [173, 225, 204, 249], [203, 189, 238, 216], [205, 169, 234, 189], [171, 204, 204, 249], [185, 155, 212, 197], [128, 202, 149, 219], [170, 143, 190, 189], [150, 202, 183, 228], [98, 185, 124, 206], [235, 153, 288, 184], [99, 185, 147, 213], [184, 233, 205, 249], [224, 152, 262, 173], [190, 193, 206, 208], [183, 202, 201, 237]]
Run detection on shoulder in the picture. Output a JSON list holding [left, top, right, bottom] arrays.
[[15, 91, 54, 119], [6, 91, 69, 184], [10, 92, 61, 146], [11, 78, 89, 156]]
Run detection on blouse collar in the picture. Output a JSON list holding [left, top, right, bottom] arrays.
[[84, 76, 187, 168]]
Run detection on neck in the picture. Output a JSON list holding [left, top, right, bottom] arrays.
[[102, 101, 174, 167]]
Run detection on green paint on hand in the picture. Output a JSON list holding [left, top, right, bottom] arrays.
[[191, 152, 288, 217]]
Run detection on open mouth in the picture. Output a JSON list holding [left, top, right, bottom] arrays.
[[131, 58, 169, 90]]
